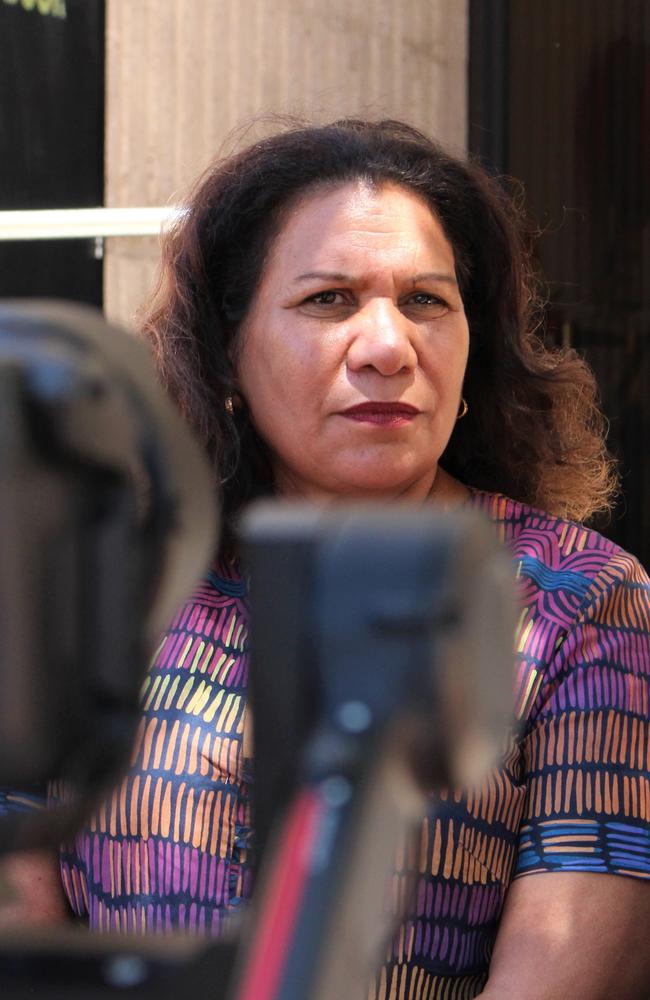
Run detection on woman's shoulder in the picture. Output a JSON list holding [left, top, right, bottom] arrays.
[[468, 488, 645, 577], [468, 492, 650, 730], [468, 489, 649, 636], [154, 554, 249, 675]]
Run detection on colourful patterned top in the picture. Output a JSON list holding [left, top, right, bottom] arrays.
[[5, 492, 649, 999]]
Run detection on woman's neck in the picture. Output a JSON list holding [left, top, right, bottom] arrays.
[[273, 465, 470, 509], [426, 466, 471, 509]]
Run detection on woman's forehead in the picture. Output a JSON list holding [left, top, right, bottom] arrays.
[[267, 180, 455, 276]]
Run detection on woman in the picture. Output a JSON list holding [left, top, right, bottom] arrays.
[[9, 120, 650, 998]]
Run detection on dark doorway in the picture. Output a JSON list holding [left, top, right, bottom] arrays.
[[0, 0, 105, 306], [469, 0, 649, 568]]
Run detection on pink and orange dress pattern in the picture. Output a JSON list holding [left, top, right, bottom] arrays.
[[3, 492, 649, 999]]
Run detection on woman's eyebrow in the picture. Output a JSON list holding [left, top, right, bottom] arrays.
[[409, 271, 458, 286], [293, 271, 353, 283], [293, 270, 458, 285]]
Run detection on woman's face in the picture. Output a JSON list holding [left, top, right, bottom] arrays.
[[236, 181, 470, 501]]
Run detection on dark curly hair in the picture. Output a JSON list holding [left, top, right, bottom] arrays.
[[140, 118, 617, 544]]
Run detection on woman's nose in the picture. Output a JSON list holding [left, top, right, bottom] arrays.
[[345, 300, 417, 377]]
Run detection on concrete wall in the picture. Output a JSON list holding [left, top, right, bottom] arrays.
[[104, 0, 468, 328]]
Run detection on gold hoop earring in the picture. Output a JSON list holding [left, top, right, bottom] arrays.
[[225, 395, 234, 415], [457, 398, 468, 420]]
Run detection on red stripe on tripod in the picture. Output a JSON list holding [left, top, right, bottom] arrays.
[[236, 789, 323, 1000]]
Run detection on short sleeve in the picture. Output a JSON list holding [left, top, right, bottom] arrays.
[[515, 550, 650, 880]]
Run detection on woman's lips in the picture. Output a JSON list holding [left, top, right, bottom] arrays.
[[339, 402, 420, 426]]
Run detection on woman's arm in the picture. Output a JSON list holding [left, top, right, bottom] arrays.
[[480, 872, 650, 1000], [479, 548, 650, 998]]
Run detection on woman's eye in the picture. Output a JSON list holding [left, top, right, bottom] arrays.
[[305, 290, 343, 306], [407, 292, 444, 307]]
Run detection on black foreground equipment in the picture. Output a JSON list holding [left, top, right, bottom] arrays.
[[0, 302, 514, 1000], [232, 504, 514, 1000]]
